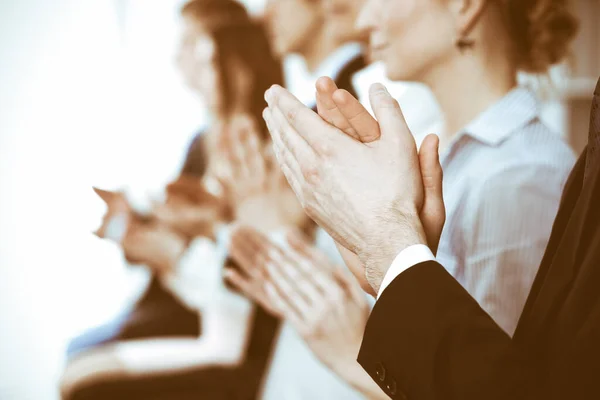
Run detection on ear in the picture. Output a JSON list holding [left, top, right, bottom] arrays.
[[449, 0, 489, 37], [93, 187, 116, 203]]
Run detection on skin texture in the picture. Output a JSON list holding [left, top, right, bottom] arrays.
[[262, 83, 444, 294], [225, 227, 389, 399]]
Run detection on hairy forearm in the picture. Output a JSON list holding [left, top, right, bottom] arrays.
[[360, 209, 427, 294]]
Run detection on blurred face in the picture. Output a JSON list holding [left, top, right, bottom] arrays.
[[357, 0, 457, 82], [323, 0, 367, 43], [176, 17, 221, 111], [265, 0, 324, 56]]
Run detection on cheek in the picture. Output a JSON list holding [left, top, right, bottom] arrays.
[[382, 2, 454, 80]]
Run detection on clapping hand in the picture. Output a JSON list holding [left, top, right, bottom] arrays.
[[225, 226, 388, 398], [262, 81, 444, 294], [216, 114, 308, 233], [313, 77, 446, 295]]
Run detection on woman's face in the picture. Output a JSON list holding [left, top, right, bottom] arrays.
[[176, 17, 221, 111], [357, 0, 457, 82], [323, 0, 367, 43], [264, 0, 324, 57]]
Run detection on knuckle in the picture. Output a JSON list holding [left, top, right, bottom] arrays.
[[302, 166, 320, 184], [286, 107, 298, 123]]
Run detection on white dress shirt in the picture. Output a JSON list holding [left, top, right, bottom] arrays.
[[378, 87, 575, 335]]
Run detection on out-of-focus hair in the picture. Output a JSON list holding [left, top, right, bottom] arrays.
[[181, 0, 284, 140], [500, 0, 579, 73]]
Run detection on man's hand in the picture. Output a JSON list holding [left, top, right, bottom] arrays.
[[314, 78, 445, 294], [316, 77, 445, 255], [263, 83, 430, 294]]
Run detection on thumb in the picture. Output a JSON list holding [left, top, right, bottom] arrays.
[[419, 134, 445, 254], [368, 83, 411, 144]]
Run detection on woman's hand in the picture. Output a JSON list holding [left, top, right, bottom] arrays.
[[152, 175, 230, 239], [122, 219, 187, 276], [226, 227, 382, 388], [216, 114, 308, 232]]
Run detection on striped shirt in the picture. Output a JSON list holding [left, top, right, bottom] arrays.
[[434, 87, 575, 335]]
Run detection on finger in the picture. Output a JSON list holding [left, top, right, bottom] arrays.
[[419, 134, 445, 255], [223, 267, 261, 302], [368, 83, 413, 145], [275, 248, 333, 303], [315, 77, 360, 141], [229, 231, 265, 281], [264, 281, 307, 332], [224, 268, 280, 316], [331, 266, 366, 306], [243, 121, 267, 185], [285, 230, 334, 271], [263, 107, 303, 183], [266, 85, 344, 152], [332, 89, 381, 143], [230, 125, 254, 182], [265, 261, 313, 322]]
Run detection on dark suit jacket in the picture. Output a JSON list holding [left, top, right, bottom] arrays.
[[358, 78, 600, 400]]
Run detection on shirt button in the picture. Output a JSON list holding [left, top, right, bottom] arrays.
[[375, 362, 386, 382], [387, 379, 398, 396]]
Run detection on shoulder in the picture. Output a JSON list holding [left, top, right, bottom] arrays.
[[458, 122, 575, 233], [466, 121, 575, 196]]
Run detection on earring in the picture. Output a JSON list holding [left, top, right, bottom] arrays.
[[456, 35, 475, 52]]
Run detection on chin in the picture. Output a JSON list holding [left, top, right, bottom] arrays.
[[384, 62, 416, 83]]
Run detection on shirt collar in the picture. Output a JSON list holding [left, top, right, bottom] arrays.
[[459, 86, 540, 147], [312, 42, 364, 82]]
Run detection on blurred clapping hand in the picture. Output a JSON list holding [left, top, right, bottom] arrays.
[[151, 174, 230, 240], [212, 114, 310, 234], [225, 226, 388, 398]]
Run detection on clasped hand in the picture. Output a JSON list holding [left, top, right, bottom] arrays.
[[262, 79, 445, 295]]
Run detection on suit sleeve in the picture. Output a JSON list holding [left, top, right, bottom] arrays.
[[357, 261, 540, 400]]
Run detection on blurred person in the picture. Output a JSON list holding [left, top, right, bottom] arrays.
[[62, 1, 294, 399], [264, 0, 367, 105]]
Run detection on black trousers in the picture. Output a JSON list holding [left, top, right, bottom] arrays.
[[67, 276, 200, 357], [67, 307, 280, 400]]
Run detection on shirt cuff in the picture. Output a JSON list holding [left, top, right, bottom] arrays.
[[377, 244, 436, 299]]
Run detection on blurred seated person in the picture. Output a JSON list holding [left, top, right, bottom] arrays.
[[66, 0, 285, 363], [264, 0, 367, 107], [61, 0, 311, 399]]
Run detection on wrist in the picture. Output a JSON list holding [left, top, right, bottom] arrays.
[[359, 208, 426, 294]]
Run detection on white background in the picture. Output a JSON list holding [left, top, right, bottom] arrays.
[[0, 0, 263, 398]]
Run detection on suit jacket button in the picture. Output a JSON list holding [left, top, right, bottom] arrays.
[[375, 362, 386, 382], [387, 380, 398, 396]]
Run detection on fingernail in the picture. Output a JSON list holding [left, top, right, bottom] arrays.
[[264, 88, 272, 104], [371, 83, 389, 95]]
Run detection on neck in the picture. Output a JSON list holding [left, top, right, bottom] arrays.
[[424, 52, 517, 148], [300, 27, 342, 74]]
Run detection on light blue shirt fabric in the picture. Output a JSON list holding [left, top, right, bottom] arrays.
[[434, 87, 575, 335]]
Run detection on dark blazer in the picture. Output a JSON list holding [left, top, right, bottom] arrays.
[[358, 77, 600, 400]]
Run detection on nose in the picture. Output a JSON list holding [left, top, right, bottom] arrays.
[[355, 0, 376, 38]]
